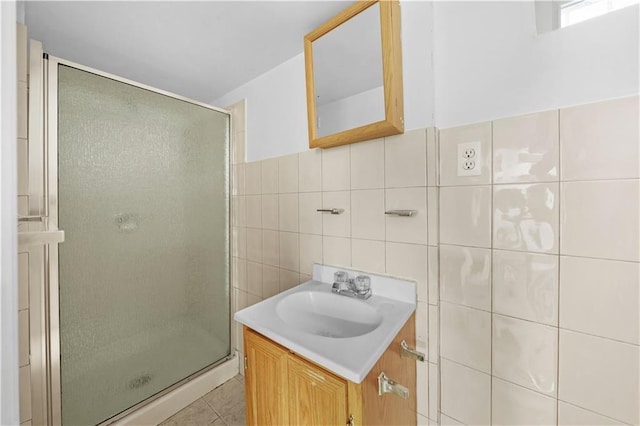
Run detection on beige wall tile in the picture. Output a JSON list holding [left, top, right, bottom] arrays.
[[561, 180, 639, 261], [385, 187, 428, 244], [440, 414, 464, 425], [441, 359, 491, 425], [19, 365, 31, 423], [440, 245, 491, 311], [299, 233, 323, 276], [279, 269, 300, 292], [278, 193, 298, 233], [428, 362, 439, 421], [232, 196, 246, 228], [19, 309, 29, 367], [560, 256, 639, 344], [232, 131, 246, 165], [322, 191, 350, 237], [18, 138, 28, 196], [279, 231, 299, 272], [386, 242, 428, 302], [417, 360, 429, 417], [492, 378, 557, 426], [427, 246, 439, 305], [229, 99, 246, 135], [232, 227, 246, 260], [18, 253, 28, 311], [428, 305, 439, 362], [351, 138, 384, 189], [416, 301, 429, 354], [262, 265, 280, 299], [441, 302, 491, 373], [493, 183, 559, 254], [261, 158, 279, 194], [245, 229, 262, 264], [561, 96, 639, 180], [323, 236, 351, 269], [427, 128, 438, 187], [427, 187, 439, 246], [493, 110, 559, 184], [232, 257, 247, 291], [299, 149, 322, 192], [298, 192, 322, 235], [351, 190, 385, 241], [559, 330, 639, 425], [351, 239, 385, 274], [17, 23, 27, 82], [245, 195, 262, 229], [385, 129, 427, 188], [278, 153, 299, 193], [493, 250, 558, 326], [262, 230, 279, 267], [440, 186, 492, 248], [322, 145, 350, 191], [244, 161, 261, 195], [558, 402, 624, 426], [247, 292, 262, 306], [439, 122, 492, 186], [18, 81, 27, 139], [232, 164, 245, 196], [493, 315, 558, 396], [261, 194, 278, 230], [246, 261, 263, 297]]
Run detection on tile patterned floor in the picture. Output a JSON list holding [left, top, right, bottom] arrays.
[[158, 375, 246, 426]]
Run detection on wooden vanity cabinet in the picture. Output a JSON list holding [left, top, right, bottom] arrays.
[[243, 313, 416, 425]]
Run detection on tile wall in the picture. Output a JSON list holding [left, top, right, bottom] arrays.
[[438, 96, 639, 426], [230, 128, 440, 424], [16, 22, 33, 426]]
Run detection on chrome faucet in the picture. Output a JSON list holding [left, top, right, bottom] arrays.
[[331, 271, 372, 300]]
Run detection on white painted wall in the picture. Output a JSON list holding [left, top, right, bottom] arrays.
[[433, 1, 640, 128], [317, 86, 385, 137], [216, 1, 638, 161], [214, 1, 435, 161], [0, 1, 20, 423]]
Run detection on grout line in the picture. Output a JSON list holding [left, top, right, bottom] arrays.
[[556, 399, 635, 426]]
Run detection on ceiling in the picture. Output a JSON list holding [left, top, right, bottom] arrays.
[[24, 1, 355, 104]]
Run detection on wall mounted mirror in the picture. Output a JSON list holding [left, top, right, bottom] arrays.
[[304, 0, 404, 149]]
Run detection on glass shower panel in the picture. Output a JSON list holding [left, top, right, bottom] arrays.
[[57, 65, 230, 425]]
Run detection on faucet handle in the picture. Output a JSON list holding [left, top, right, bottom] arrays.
[[354, 275, 371, 294], [334, 271, 348, 283]]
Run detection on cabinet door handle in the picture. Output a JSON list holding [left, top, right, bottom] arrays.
[[378, 372, 409, 399], [400, 340, 425, 362]]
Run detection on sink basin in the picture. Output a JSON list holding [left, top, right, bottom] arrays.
[[276, 291, 383, 338]]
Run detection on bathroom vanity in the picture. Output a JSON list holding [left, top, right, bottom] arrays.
[[235, 264, 421, 425]]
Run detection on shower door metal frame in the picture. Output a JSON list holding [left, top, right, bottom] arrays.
[[30, 52, 233, 426]]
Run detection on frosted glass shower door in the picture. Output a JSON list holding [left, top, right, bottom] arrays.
[[56, 64, 230, 425]]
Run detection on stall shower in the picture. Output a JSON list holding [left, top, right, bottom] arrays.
[[30, 54, 231, 425]]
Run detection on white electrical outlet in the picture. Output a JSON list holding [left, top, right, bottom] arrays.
[[457, 141, 482, 177]]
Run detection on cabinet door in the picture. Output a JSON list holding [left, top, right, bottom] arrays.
[[244, 327, 290, 426], [288, 355, 349, 425]]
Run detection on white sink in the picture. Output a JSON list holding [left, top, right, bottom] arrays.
[[276, 291, 383, 338], [234, 264, 416, 383]]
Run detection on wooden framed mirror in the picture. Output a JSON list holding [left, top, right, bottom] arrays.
[[304, 0, 404, 149]]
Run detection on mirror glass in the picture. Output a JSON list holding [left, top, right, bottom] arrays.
[[312, 4, 384, 138]]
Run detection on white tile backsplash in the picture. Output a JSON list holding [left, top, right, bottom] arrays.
[[322, 191, 351, 237], [441, 359, 491, 425], [558, 402, 625, 426], [351, 189, 385, 241], [385, 129, 427, 188], [439, 122, 492, 186], [385, 187, 428, 244], [559, 329, 639, 425], [440, 245, 491, 311], [493, 314, 558, 396], [493, 250, 558, 326], [440, 185, 492, 248], [441, 302, 491, 373], [350, 138, 385, 190], [560, 179, 639, 262], [493, 183, 559, 254], [350, 239, 385, 274], [560, 96, 639, 181], [386, 242, 428, 302], [322, 145, 350, 191], [492, 377, 557, 426], [493, 110, 559, 184], [560, 256, 639, 344], [298, 149, 322, 192]]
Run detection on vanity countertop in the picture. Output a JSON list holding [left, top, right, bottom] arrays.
[[234, 264, 416, 383]]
